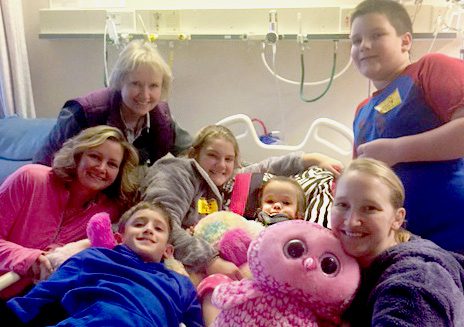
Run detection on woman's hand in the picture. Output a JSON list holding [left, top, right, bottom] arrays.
[[45, 239, 91, 270], [303, 153, 343, 177], [30, 255, 53, 282], [206, 257, 243, 281]]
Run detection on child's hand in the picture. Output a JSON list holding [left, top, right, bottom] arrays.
[[356, 138, 399, 166], [187, 226, 195, 236], [303, 153, 344, 177], [30, 255, 53, 282], [164, 257, 190, 278], [206, 257, 243, 281], [239, 263, 253, 279]]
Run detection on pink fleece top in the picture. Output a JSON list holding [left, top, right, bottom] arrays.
[[0, 164, 121, 297]]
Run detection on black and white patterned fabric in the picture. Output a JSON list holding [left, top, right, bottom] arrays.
[[293, 167, 334, 228]]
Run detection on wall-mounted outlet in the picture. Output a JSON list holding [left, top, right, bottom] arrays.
[[106, 10, 135, 33], [136, 10, 180, 34], [160, 11, 180, 33], [340, 8, 354, 33]]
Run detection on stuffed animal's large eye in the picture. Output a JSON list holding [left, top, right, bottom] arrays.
[[283, 239, 307, 259], [320, 253, 340, 276]]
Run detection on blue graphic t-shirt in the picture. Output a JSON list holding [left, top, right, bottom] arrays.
[[353, 53, 464, 252]]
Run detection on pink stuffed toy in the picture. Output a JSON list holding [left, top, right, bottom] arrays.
[[86, 212, 118, 248], [218, 228, 252, 267], [210, 220, 360, 326]]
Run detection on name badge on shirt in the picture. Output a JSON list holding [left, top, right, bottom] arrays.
[[374, 88, 402, 114], [197, 198, 219, 214]]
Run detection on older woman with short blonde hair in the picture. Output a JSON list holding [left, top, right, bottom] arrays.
[[34, 39, 192, 167]]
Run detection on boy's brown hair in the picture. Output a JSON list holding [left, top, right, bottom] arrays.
[[258, 176, 307, 219], [117, 201, 173, 241], [350, 0, 413, 36]]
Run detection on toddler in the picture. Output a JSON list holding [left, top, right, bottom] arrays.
[[256, 176, 306, 225]]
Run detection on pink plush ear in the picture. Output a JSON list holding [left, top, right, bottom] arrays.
[[86, 212, 118, 248], [218, 228, 252, 267]]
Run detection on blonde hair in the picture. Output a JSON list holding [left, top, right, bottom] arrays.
[[52, 125, 139, 208], [109, 40, 172, 100], [342, 158, 410, 243], [259, 176, 307, 219], [117, 201, 172, 242], [187, 125, 240, 168]]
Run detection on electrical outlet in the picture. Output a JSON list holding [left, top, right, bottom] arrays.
[[159, 11, 180, 33], [106, 10, 135, 33], [136, 10, 180, 34], [340, 8, 354, 32]]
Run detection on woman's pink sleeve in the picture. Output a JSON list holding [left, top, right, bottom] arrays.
[[0, 169, 43, 276]]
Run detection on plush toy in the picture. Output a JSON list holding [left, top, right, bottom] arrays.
[[194, 211, 264, 244], [210, 220, 360, 326], [86, 212, 118, 248], [193, 211, 265, 267]]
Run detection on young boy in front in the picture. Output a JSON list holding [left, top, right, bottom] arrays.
[[1, 202, 204, 327]]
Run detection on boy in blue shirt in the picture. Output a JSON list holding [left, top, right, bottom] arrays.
[[350, 0, 464, 253], [1, 201, 203, 326]]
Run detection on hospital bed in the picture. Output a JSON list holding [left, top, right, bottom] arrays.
[[0, 115, 353, 292], [216, 114, 354, 166]]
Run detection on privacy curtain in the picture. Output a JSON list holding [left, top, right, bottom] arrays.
[[0, 0, 35, 118]]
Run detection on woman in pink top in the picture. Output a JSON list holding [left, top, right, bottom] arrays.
[[0, 125, 139, 299]]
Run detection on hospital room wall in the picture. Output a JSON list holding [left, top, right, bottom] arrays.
[[22, 0, 462, 145]]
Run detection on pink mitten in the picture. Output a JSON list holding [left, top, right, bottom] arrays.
[[218, 228, 252, 267], [86, 212, 117, 248]]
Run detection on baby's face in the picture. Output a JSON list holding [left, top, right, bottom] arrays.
[[121, 208, 172, 262], [261, 181, 299, 219]]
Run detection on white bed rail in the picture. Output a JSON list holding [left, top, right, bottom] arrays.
[[216, 114, 353, 166], [0, 271, 20, 292]]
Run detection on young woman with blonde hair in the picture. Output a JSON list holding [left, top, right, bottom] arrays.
[[331, 158, 464, 325]]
